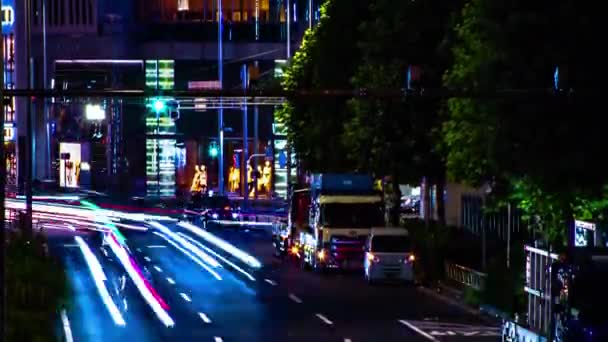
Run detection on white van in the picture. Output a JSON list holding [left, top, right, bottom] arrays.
[[364, 228, 414, 284]]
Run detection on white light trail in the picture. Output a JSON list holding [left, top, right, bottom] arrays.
[[149, 221, 221, 267], [177, 222, 262, 269], [104, 233, 175, 328], [74, 236, 126, 326], [180, 293, 191, 302], [152, 232, 223, 281], [178, 233, 256, 282], [61, 310, 74, 342]]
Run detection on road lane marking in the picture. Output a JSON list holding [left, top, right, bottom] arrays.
[[198, 312, 212, 323], [61, 310, 74, 342], [398, 320, 439, 341], [136, 248, 142, 252], [180, 293, 192, 302], [166, 277, 176, 285], [148, 245, 167, 248], [153, 265, 163, 273], [214, 337, 223, 342], [288, 293, 303, 304], [264, 278, 277, 286], [144, 256, 151, 262], [63, 244, 78, 248], [315, 313, 333, 325]]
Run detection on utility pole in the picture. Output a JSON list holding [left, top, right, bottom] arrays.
[[25, 0, 33, 230], [217, 0, 224, 195], [507, 203, 512, 269], [286, 0, 291, 58], [0, 1, 6, 338], [241, 64, 249, 209], [43, 0, 50, 178], [253, 104, 259, 199], [309, 0, 313, 29]]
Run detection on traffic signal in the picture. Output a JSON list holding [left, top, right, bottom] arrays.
[[153, 99, 166, 113], [209, 142, 219, 158]]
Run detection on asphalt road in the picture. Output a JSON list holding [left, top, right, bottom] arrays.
[[47, 219, 501, 342]]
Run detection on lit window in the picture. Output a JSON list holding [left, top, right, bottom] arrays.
[[178, 0, 189, 11]]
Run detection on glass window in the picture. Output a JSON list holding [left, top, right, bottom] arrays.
[[320, 203, 384, 228], [371, 236, 411, 253]]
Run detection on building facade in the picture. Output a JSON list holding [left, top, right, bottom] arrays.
[[13, 0, 318, 197]]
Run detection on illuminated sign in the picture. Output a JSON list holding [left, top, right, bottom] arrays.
[[145, 60, 175, 90], [146, 60, 176, 197], [1, 6, 14, 28], [3, 126, 14, 141], [59, 143, 82, 188], [188, 81, 221, 90]]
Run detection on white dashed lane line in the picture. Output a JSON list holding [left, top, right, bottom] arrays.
[[264, 278, 278, 286], [166, 277, 176, 285], [398, 320, 439, 341], [144, 256, 151, 262], [214, 337, 223, 342], [315, 313, 333, 325], [136, 248, 142, 252], [288, 293, 303, 304], [147, 245, 167, 248], [180, 293, 192, 302], [153, 265, 163, 273], [198, 312, 212, 324]]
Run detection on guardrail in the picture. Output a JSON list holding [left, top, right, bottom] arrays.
[[444, 261, 488, 291]]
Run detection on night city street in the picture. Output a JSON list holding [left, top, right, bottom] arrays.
[[45, 216, 500, 342], [2, 0, 608, 341]]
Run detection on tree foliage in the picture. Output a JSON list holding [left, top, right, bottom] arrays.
[[444, 0, 608, 245], [276, 0, 369, 172]]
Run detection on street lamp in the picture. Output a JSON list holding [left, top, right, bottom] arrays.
[[85, 104, 105, 121]]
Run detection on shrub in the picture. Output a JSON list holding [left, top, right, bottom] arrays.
[[6, 229, 71, 341], [481, 242, 526, 315], [405, 218, 451, 285]]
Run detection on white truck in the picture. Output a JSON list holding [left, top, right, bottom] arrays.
[[272, 174, 385, 272]]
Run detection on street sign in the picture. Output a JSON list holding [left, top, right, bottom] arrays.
[[278, 151, 287, 168]]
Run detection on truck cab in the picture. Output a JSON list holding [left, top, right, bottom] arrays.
[[364, 228, 414, 284]]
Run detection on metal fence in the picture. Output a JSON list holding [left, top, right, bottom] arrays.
[[524, 245, 557, 336], [461, 194, 526, 241], [444, 261, 487, 291]]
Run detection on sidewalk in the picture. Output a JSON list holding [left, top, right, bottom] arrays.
[[417, 282, 506, 325]]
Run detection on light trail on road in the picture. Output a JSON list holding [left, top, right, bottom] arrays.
[[177, 222, 262, 269], [74, 236, 126, 326]]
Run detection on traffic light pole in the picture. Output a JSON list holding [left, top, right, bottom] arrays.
[[0, 1, 5, 337], [25, 0, 33, 231], [242, 65, 249, 209], [253, 105, 258, 199], [217, 0, 224, 195]]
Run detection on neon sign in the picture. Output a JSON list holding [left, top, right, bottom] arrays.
[[1, 6, 13, 28]]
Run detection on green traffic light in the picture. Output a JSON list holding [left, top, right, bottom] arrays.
[[153, 99, 166, 113], [209, 146, 219, 158]]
